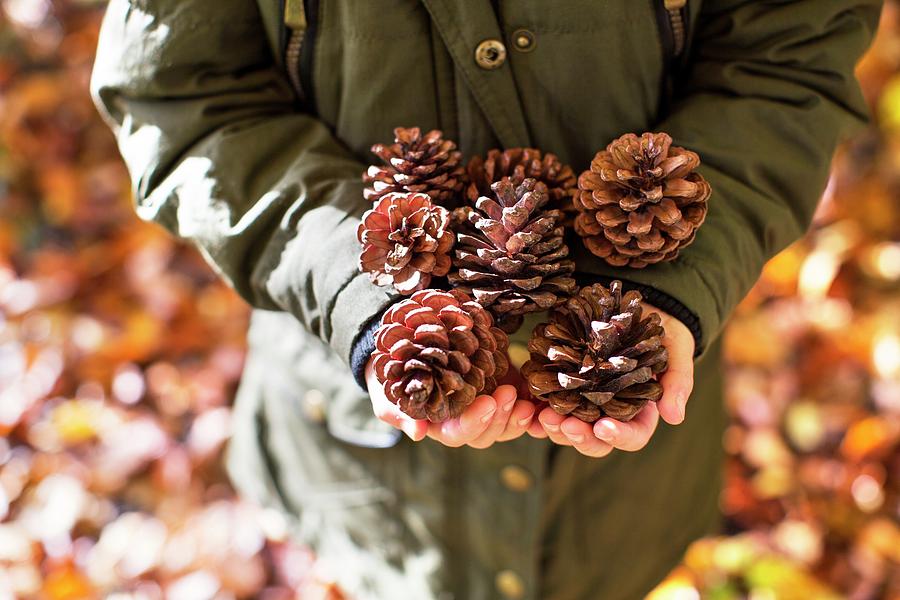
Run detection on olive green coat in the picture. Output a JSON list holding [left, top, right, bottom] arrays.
[[91, 1, 879, 598]]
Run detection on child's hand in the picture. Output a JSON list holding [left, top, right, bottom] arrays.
[[366, 358, 537, 448], [527, 305, 695, 458]]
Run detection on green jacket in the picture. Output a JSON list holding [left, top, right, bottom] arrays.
[[91, 1, 879, 598]]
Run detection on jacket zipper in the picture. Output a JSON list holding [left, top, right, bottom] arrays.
[[654, 0, 688, 69], [283, 0, 319, 113], [654, 0, 688, 113], [664, 0, 687, 58], [285, 29, 306, 101], [284, 0, 307, 102]]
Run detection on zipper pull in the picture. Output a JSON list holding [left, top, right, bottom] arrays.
[[664, 0, 687, 57], [284, 0, 307, 30], [283, 0, 307, 100]]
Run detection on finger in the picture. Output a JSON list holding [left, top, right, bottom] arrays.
[[468, 385, 518, 449], [366, 360, 428, 441], [496, 400, 537, 442], [538, 407, 573, 446], [592, 402, 660, 451], [371, 392, 428, 441], [647, 309, 695, 426], [526, 403, 550, 438], [427, 395, 496, 447], [560, 417, 614, 458], [659, 336, 694, 426], [526, 418, 549, 438]]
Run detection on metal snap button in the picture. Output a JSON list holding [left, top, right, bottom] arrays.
[[474, 39, 507, 70], [302, 388, 326, 423], [500, 465, 534, 492], [511, 29, 535, 52], [495, 570, 526, 599]]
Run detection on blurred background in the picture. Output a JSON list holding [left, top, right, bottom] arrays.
[[0, 1, 898, 598]]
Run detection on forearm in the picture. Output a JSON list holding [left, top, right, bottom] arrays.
[[91, 0, 398, 363], [574, 0, 881, 355]]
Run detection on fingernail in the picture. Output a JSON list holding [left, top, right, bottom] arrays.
[[480, 408, 497, 423], [595, 421, 617, 442], [503, 400, 515, 412], [565, 431, 584, 444], [518, 416, 532, 426], [677, 393, 687, 420], [544, 422, 559, 433]]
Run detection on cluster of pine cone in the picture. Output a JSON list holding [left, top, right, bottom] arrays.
[[358, 127, 710, 423]]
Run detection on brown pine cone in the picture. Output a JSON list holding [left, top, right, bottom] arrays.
[[522, 281, 668, 423], [371, 289, 510, 422], [449, 178, 577, 333], [575, 132, 711, 268], [364, 127, 465, 205], [358, 193, 454, 295], [467, 148, 577, 217]]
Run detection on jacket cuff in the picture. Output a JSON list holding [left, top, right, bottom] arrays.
[[353, 270, 704, 391], [349, 309, 387, 391], [350, 267, 706, 391], [329, 271, 399, 371]]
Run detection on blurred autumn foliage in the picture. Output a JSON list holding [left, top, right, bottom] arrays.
[[0, 2, 335, 599], [0, 1, 898, 599]]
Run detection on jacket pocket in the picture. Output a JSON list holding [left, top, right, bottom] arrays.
[[258, 370, 409, 563], [247, 310, 402, 450], [291, 325, 403, 450]]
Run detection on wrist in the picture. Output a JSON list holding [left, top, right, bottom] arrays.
[[350, 311, 386, 390]]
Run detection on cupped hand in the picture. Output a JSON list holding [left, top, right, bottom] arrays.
[[366, 358, 537, 448], [527, 305, 695, 458]]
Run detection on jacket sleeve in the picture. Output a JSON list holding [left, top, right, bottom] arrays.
[[90, 0, 397, 365], [580, 0, 881, 355]]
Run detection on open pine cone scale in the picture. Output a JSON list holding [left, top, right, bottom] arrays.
[[450, 178, 577, 332], [358, 193, 454, 295], [466, 148, 578, 218], [364, 127, 465, 205], [372, 289, 509, 423], [523, 281, 669, 422], [575, 132, 711, 268]]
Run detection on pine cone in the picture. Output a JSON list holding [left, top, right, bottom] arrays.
[[364, 127, 465, 205], [449, 178, 577, 333], [575, 132, 711, 268], [467, 148, 577, 217], [358, 193, 454, 295], [371, 289, 510, 422], [522, 281, 668, 423]]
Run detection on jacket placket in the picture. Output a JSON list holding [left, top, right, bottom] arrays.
[[417, 3, 553, 598]]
